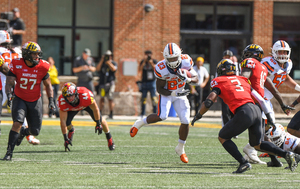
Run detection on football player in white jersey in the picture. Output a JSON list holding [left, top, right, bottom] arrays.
[[130, 43, 198, 163], [0, 30, 39, 144], [261, 40, 300, 121], [264, 124, 300, 167]]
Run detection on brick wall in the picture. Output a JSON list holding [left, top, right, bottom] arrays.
[[253, 0, 273, 56], [0, 0, 37, 44], [113, 0, 180, 92]]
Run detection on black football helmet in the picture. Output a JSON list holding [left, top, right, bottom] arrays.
[[62, 82, 79, 106], [241, 44, 264, 61], [22, 41, 43, 66], [216, 59, 236, 76]]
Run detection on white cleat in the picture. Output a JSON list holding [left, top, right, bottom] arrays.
[[243, 143, 266, 164], [175, 143, 188, 163], [26, 135, 40, 145]]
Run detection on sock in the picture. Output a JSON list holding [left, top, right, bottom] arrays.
[[178, 139, 186, 145], [260, 141, 287, 157], [222, 140, 245, 164], [23, 128, 30, 136], [105, 132, 112, 140], [143, 117, 148, 124], [269, 154, 281, 163], [8, 130, 19, 153]]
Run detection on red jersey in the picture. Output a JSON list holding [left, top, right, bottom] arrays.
[[240, 58, 268, 97], [10, 58, 50, 102], [57, 87, 95, 112], [211, 75, 254, 114]]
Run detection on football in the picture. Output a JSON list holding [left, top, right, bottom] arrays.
[[180, 68, 192, 78]]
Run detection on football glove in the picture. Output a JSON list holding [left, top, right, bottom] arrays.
[[48, 97, 56, 116], [171, 89, 190, 97], [191, 113, 202, 126], [265, 113, 275, 128], [176, 69, 191, 83], [95, 124, 103, 135], [281, 104, 294, 114], [64, 139, 72, 151], [7, 93, 13, 107]]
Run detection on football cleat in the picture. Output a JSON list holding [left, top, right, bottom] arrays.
[[284, 152, 298, 172], [2, 152, 12, 161], [26, 135, 40, 145], [243, 143, 266, 164], [68, 128, 75, 142], [130, 127, 138, 137], [16, 127, 26, 146], [233, 162, 252, 173], [107, 138, 115, 151], [267, 161, 283, 167], [175, 144, 188, 163]]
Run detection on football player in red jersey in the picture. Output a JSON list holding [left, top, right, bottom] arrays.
[[2, 41, 56, 160], [58, 82, 115, 151], [192, 59, 300, 173]]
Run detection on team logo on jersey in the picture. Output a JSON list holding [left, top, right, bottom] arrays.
[[16, 65, 22, 69], [210, 80, 218, 88]]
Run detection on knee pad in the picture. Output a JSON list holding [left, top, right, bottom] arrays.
[[67, 124, 74, 131]]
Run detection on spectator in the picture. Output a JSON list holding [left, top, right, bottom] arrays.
[[96, 50, 117, 119], [192, 57, 209, 114], [47, 57, 60, 118], [138, 50, 158, 118], [9, 8, 25, 48], [73, 48, 96, 93]]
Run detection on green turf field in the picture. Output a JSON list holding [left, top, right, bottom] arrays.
[[0, 118, 299, 188]]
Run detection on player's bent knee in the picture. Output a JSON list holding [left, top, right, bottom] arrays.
[[29, 128, 40, 136]]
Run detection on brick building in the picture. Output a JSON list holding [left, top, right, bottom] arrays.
[[1, 0, 300, 114]]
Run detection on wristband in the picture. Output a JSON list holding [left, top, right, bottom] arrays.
[[96, 119, 101, 126], [63, 133, 68, 141], [186, 77, 191, 83], [48, 97, 54, 102], [295, 84, 300, 92], [292, 100, 299, 106]]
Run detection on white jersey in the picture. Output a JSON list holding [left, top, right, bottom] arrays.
[[261, 56, 293, 100], [154, 54, 193, 94], [0, 46, 22, 66], [0, 46, 22, 106], [153, 54, 193, 124], [283, 132, 300, 152]]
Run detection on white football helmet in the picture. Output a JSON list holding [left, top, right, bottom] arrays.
[[271, 40, 291, 64], [163, 43, 182, 69], [0, 30, 12, 44], [266, 123, 285, 147]]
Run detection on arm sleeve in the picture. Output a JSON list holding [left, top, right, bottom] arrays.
[[251, 89, 271, 114]]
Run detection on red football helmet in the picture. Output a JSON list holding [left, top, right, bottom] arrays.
[[62, 82, 79, 106]]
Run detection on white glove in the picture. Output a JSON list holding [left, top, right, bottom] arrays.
[[171, 89, 190, 97], [176, 69, 191, 83]]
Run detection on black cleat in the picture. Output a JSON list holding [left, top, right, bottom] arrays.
[[16, 127, 26, 146], [233, 162, 251, 174], [108, 138, 115, 151], [285, 152, 298, 172], [2, 152, 12, 161], [267, 161, 283, 167]]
